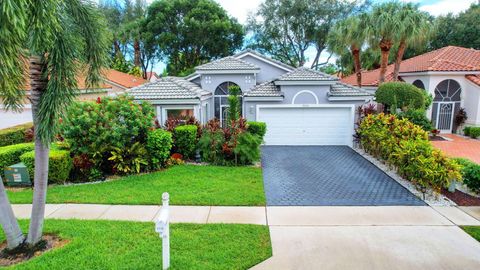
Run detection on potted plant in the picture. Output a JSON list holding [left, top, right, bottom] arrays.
[[431, 129, 440, 138]]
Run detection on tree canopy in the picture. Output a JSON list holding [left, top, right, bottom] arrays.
[[246, 0, 369, 69], [143, 0, 244, 76]]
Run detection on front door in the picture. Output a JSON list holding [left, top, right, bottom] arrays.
[[435, 102, 455, 133]]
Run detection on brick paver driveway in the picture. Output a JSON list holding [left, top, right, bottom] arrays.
[[432, 134, 480, 164], [261, 146, 425, 206]]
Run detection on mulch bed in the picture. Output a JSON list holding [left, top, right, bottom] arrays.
[[442, 189, 480, 206], [429, 136, 447, 141], [0, 234, 68, 267]]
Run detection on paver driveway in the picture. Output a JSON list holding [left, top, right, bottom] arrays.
[[261, 146, 425, 206]]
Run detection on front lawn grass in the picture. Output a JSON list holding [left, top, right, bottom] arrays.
[[1, 219, 272, 269], [7, 165, 265, 206], [463, 226, 480, 242]]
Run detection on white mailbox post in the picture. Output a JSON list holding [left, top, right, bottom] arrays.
[[155, 192, 170, 270]]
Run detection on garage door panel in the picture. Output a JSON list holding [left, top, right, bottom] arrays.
[[258, 106, 354, 146]]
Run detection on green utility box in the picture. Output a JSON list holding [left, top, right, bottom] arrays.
[[4, 163, 31, 187]]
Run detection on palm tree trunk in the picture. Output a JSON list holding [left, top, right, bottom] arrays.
[[26, 55, 50, 246], [379, 38, 393, 84], [393, 39, 407, 81], [351, 45, 362, 87], [0, 179, 24, 249]]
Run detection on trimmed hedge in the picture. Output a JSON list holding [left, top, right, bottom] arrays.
[[247, 122, 267, 140], [454, 158, 480, 193], [398, 109, 433, 131], [375, 82, 425, 111], [0, 123, 33, 147], [173, 125, 197, 158], [358, 113, 461, 191], [464, 126, 480, 139], [20, 150, 73, 184], [0, 143, 35, 177], [146, 129, 173, 170]]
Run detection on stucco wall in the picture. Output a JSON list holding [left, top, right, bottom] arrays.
[[200, 73, 256, 93], [238, 55, 290, 83]]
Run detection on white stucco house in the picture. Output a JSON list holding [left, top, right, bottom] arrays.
[[128, 49, 373, 146], [342, 46, 480, 133]]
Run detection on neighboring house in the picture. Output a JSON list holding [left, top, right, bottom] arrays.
[[146, 72, 160, 82], [342, 46, 480, 132], [128, 49, 373, 146]]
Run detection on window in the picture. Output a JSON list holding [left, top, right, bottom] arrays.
[[166, 108, 194, 119], [214, 82, 242, 123]]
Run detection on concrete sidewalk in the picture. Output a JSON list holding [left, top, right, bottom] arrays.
[[11, 204, 480, 269]]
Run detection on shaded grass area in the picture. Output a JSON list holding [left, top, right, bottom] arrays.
[[463, 226, 480, 242], [1, 219, 272, 270], [7, 165, 265, 206]]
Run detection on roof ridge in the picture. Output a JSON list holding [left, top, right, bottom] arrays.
[[234, 49, 295, 71]]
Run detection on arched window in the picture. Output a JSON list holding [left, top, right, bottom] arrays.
[[432, 79, 462, 132], [412, 79, 425, 90], [214, 82, 242, 125]]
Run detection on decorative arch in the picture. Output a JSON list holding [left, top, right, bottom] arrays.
[[434, 79, 461, 102], [214, 82, 242, 125], [412, 79, 425, 90], [292, 90, 319, 104]]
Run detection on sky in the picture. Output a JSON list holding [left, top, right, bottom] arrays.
[[150, 0, 478, 73]]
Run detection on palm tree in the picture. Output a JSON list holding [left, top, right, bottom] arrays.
[[328, 15, 367, 87], [392, 3, 432, 80], [0, 0, 109, 248], [367, 2, 402, 84]]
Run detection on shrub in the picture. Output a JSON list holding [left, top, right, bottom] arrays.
[[146, 129, 173, 170], [375, 82, 425, 111], [60, 95, 155, 176], [173, 125, 198, 158], [453, 158, 480, 193], [464, 126, 471, 136], [233, 132, 262, 165], [0, 123, 34, 147], [454, 108, 468, 133], [108, 142, 148, 175], [20, 150, 73, 184], [247, 122, 267, 139], [227, 85, 241, 125], [467, 127, 480, 139], [358, 113, 461, 191], [0, 143, 35, 177], [398, 109, 433, 131], [198, 119, 225, 165]]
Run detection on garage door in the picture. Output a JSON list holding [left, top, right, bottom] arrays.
[[257, 105, 354, 146]]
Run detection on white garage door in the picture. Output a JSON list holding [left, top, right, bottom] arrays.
[[257, 105, 354, 146]]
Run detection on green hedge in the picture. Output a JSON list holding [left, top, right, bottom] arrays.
[[398, 109, 433, 131], [146, 129, 173, 170], [454, 158, 480, 193], [0, 143, 35, 177], [375, 82, 425, 111], [173, 125, 197, 158], [358, 113, 461, 191], [247, 122, 267, 140], [0, 123, 33, 147], [20, 150, 73, 184], [464, 126, 480, 139]]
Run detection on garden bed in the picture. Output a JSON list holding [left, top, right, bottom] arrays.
[[442, 189, 480, 206], [6, 165, 266, 206], [0, 220, 272, 269]]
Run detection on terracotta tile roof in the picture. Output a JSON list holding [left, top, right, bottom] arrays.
[[466, 75, 480, 86], [341, 46, 480, 87], [103, 69, 147, 88], [146, 71, 159, 80]]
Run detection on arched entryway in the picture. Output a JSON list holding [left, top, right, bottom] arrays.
[[214, 82, 242, 126], [432, 79, 461, 133]]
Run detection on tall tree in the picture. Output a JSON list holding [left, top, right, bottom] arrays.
[[366, 2, 402, 83], [328, 15, 367, 87], [143, 0, 244, 76], [392, 3, 432, 80], [431, 3, 480, 50], [0, 0, 109, 248], [247, 0, 369, 68]]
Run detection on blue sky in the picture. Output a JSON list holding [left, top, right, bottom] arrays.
[[150, 0, 477, 73]]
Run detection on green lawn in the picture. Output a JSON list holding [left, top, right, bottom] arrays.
[[463, 226, 480, 242], [1, 220, 272, 269], [7, 165, 265, 206]]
